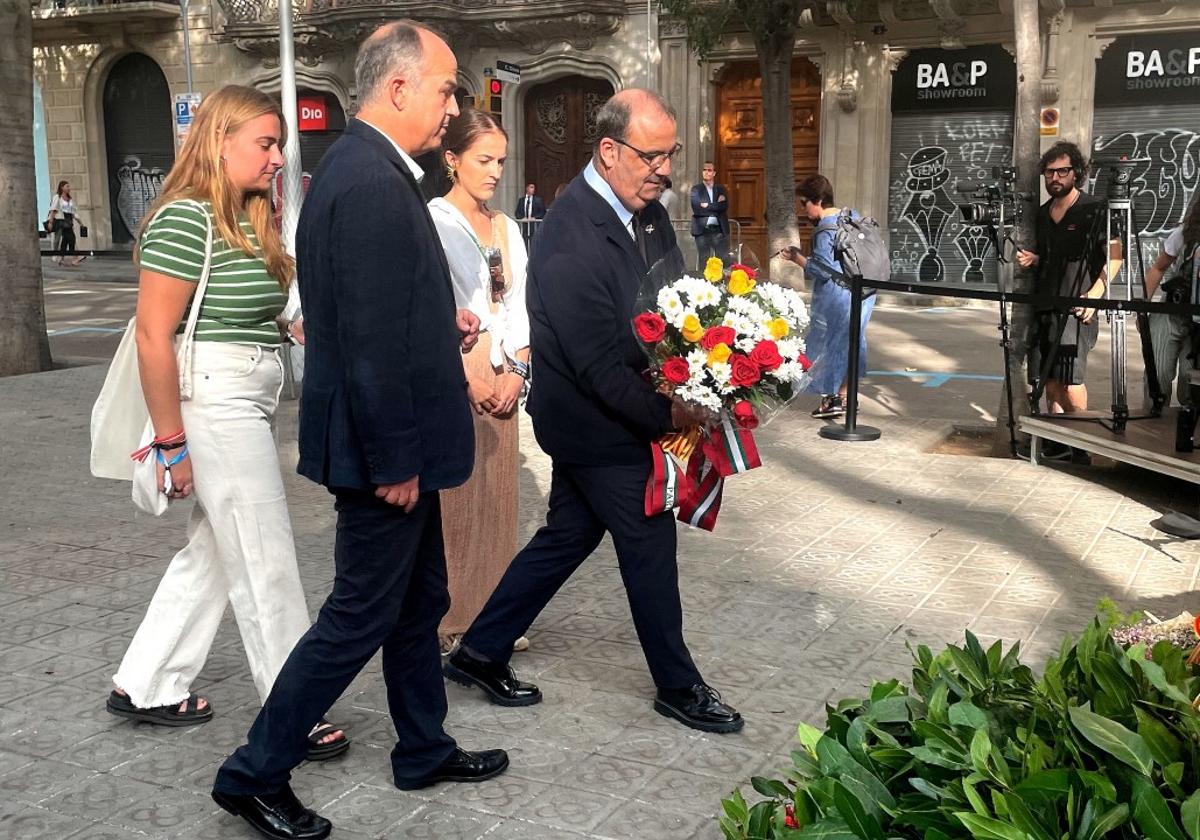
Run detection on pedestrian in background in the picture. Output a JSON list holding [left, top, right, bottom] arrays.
[[46, 180, 85, 266], [690, 161, 729, 267], [106, 85, 347, 762], [429, 108, 531, 654], [658, 176, 678, 218], [780, 174, 876, 419], [513, 182, 546, 251], [1143, 192, 1200, 409]]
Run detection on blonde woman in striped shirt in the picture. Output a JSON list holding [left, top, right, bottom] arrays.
[[106, 86, 347, 760]]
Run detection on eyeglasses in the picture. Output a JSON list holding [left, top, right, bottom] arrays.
[[612, 138, 683, 170], [1043, 166, 1075, 179]]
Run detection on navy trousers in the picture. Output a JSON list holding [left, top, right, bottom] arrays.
[[214, 490, 457, 794], [694, 230, 729, 268], [462, 461, 702, 691]]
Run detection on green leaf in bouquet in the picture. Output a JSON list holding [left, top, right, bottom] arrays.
[[748, 800, 777, 838], [793, 816, 863, 840], [1164, 761, 1185, 792], [914, 720, 967, 753], [1068, 705, 1154, 775], [865, 722, 904, 749], [867, 747, 913, 772], [909, 745, 967, 771], [1001, 793, 1056, 840], [953, 812, 1035, 840], [999, 640, 1024, 674], [718, 813, 740, 840], [1127, 647, 1192, 704], [867, 696, 911, 725], [752, 776, 793, 800], [961, 776, 991, 817], [1074, 770, 1117, 804], [1089, 652, 1137, 711], [1180, 789, 1200, 839], [724, 788, 751, 823], [986, 639, 1005, 678], [949, 701, 989, 732], [833, 781, 886, 840], [1131, 774, 1187, 840], [926, 682, 950, 726], [969, 730, 1011, 787], [1077, 801, 1130, 840], [792, 748, 823, 779], [1014, 769, 1072, 805], [1136, 707, 1184, 765], [965, 631, 989, 672], [871, 679, 904, 701], [798, 721, 824, 753], [908, 778, 947, 801], [947, 645, 988, 691]]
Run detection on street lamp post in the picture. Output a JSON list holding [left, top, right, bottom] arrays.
[[179, 0, 194, 93], [277, 0, 303, 257]]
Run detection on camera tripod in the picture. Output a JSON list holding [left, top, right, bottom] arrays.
[[1028, 194, 1161, 433]]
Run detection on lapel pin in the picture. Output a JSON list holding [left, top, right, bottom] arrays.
[[644, 225, 655, 235]]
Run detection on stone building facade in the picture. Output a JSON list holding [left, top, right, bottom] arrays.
[[31, 0, 1200, 281]]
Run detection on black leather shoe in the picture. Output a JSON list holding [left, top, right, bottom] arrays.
[[395, 747, 510, 790], [444, 646, 542, 706], [211, 786, 331, 840], [654, 684, 744, 733]]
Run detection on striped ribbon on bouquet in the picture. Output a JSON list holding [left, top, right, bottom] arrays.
[[644, 413, 761, 531]]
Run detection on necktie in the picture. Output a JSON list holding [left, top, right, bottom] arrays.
[[632, 214, 648, 263]]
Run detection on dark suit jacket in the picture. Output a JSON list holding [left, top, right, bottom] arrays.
[[513, 194, 547, 221], [525, 172, 685, 465], [295, 119, 474, 492], [689, 183, 730, 237]]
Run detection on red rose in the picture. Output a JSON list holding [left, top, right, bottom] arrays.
[[633, 312, 667, 344], [749, 340, 784, 372], [729, 354, 761, 387], [661, 356, 691, 385], [701, 325, 736, 351], [731, 263, 757, 279], [798, 353, 812, 372], [732, 399, 759, 429]]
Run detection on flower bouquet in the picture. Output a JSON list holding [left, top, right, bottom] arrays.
[[633, 255, 811, 530]]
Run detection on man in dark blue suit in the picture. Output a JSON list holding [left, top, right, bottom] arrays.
[[514, 182, 546, 251], [445, 89, 743, 736], [212, 23, 507, 840], [690, 161, 730, 268]]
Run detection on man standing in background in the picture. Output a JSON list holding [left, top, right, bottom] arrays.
[[515, 182, 546, 251], [690, 161, 729, 267]]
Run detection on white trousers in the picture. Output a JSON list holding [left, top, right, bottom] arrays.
[[113, 343, 311, 709]]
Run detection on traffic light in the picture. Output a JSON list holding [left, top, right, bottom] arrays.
[[488, 78, 503, 115]]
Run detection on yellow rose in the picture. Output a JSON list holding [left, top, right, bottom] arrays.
[[707, 342, 732, 366], [681, 314, 705, 343], [703, 257, 724, 283], [727, 268, 756, 296], [767, 317, 790, 340]]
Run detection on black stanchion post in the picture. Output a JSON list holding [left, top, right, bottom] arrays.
[[819, 274, 881, 442]]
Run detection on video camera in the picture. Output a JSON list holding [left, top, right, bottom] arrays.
[[956, 166, 1028, 228]]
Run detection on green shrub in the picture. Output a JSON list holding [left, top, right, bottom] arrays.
[[720, 619, 1200, 839]]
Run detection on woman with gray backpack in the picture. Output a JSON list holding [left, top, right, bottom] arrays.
[[778, 174, 882, 419]]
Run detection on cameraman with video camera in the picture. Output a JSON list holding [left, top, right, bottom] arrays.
[[1143, 195, 1200, 410], [1015, 141, 1121, 461]]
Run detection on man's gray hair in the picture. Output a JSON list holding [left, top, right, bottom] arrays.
[[593, 89, 677, 153], [355, 21, 424, 104]]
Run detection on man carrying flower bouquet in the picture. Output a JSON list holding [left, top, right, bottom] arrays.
[[444, 89, 744, 734]]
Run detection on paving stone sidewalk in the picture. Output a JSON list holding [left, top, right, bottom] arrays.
[[0, 362, 1196, 840]]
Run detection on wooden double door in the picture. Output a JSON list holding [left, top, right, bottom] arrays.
[[523, 75, 614, 204], [715, 58, 822, 262]]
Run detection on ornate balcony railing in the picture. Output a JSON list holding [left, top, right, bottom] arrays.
[[32, 0, 182, 42], [215, 0, 625, 62]]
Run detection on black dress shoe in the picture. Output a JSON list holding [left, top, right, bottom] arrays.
[[211, 786, 331, 840], [444, 646, 542, 706], [396, 747, 510, 790], [654, 684, 744, 733]]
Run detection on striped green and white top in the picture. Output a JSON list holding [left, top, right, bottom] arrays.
[[138, 199, 287, 346]]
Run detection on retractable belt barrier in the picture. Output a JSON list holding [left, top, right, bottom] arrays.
[[822, 274, 1200, 448]]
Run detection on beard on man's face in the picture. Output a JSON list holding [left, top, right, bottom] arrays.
[[1046, 179, 1072, 197]]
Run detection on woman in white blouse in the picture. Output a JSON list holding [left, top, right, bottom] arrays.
[[47, 180, 86, 266], [429, 108, 531, 652]]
